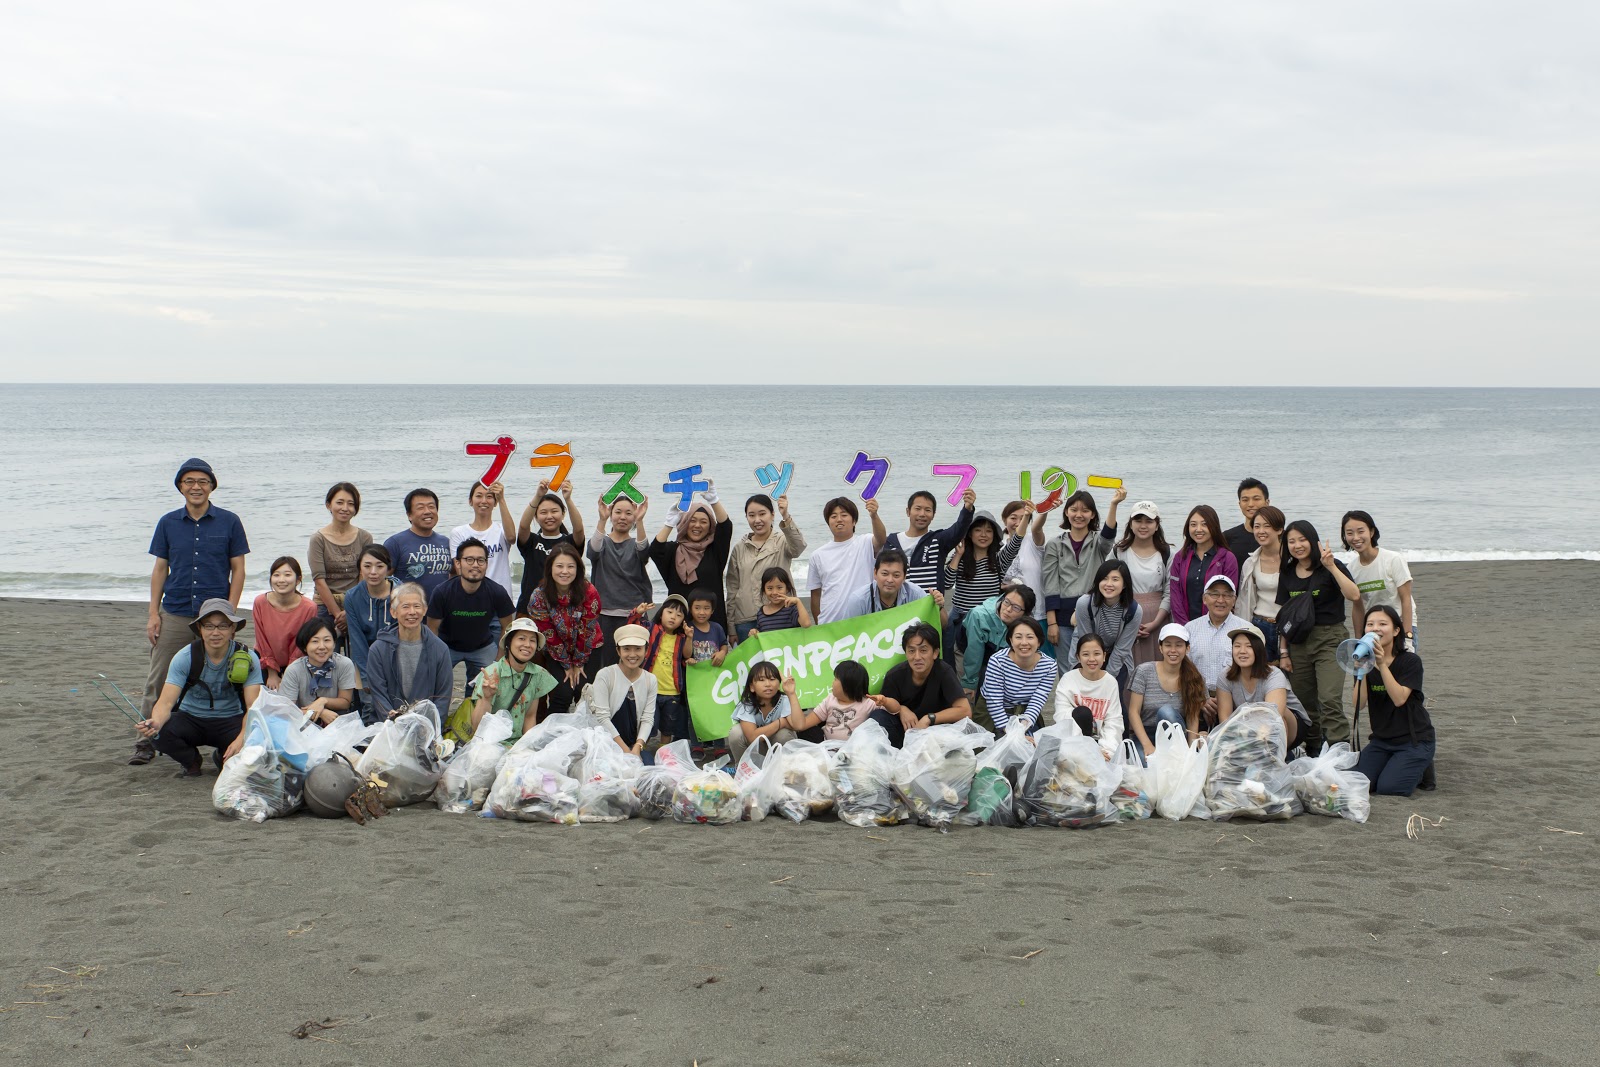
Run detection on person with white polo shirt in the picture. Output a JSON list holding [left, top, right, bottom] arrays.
[[1184, 575, 1249, 724]]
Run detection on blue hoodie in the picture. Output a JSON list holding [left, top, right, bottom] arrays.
[[345, 577, 400, 676]]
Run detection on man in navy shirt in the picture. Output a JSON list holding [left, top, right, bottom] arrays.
[[134, 458, 249, 764], [427, 537, 515, 693], [383, 488, 454, 600]]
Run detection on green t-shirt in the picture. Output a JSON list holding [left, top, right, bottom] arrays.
[[469, 658, 558, 734]]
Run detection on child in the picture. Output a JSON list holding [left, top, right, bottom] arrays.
[[726, 662, 798, 763], [1052, 633, 1125, 760], [806, 496, 888, 625], [630, 593, 693, 744], [750, 567, 814, 636], [586, 624, 657, 756], [687, 589, 730, 666], [788, 660, 874, 743]]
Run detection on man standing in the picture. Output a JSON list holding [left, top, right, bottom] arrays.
[[1223, 479, 1270, 567], [426, 538, 515, 693], [134, 458, 248, 765], [384, 488, 453, 600], [884, 488, 975, 592]]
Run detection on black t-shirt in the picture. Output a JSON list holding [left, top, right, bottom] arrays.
[[1365, 650, 1431, 743], [516, 530, 577, 614], [1223, 524, 1255, 569], [427, 577, 514, 652], [1276, 559, 1353, 626], [880, 660, 964, 719]]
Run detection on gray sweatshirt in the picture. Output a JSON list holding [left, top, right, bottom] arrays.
[[586, 532, 654, 615]]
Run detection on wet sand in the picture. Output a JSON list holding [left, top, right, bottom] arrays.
[[1, 561, 1597, 1066]]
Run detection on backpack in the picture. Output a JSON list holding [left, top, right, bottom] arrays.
[[1276, 589, 1317, 646], [444, 668, 537, 744], [177, 639, 250, 711]]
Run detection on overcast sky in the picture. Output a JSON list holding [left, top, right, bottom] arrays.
[[2, 1, 1595, 385]]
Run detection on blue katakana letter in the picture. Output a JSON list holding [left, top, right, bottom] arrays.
[[662, 464, 711, 509], [754, 461, 794, 499]]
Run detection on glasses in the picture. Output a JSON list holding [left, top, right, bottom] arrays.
[[179, 478, 211, 488], [999, 600, 1025, 614], [460, 557, 488, 565], [198, 621, 234, 632]]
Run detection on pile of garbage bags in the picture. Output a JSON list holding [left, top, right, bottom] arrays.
[[436, 711, 515, 814], [356, 702, 448, 807]]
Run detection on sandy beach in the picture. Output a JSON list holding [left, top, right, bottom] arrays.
[[2, 560, 1596, 1066]]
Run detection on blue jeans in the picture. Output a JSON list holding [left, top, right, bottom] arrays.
[[1251, 616, 1280, 661], [1355, 737, 1435, 796], [1129, 704, 1186, 764], [733, 620, 757, 643], [450, 642, 498, 692]]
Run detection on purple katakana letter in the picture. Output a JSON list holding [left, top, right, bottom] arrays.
[[844, 452, 890, 501]]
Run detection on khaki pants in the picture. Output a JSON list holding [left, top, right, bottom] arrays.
[[142, 610, 196, 715], [1287, 622, 1348, 747]]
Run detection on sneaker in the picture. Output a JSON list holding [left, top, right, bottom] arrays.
[[175, 762, 204, 779], [1418, 763, 1437, 791], [129, 739, 156, 765]]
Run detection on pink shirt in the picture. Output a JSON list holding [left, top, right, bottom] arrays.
[[251, 593, 318, 674], [812, 695, 878, 741]]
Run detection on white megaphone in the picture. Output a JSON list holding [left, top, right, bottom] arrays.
[[1336, 633, 1380, 678]]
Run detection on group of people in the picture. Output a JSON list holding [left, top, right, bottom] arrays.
[[131, 459, 1436, 800]]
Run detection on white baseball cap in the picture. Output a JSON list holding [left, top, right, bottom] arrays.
[[1129, 500, 1160, 520], [1157, 623, 1190, 644]]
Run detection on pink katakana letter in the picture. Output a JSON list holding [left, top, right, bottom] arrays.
[[931, 463, 977, 506]]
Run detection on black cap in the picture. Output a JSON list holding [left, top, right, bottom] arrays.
[[175, 458, 217, 489]]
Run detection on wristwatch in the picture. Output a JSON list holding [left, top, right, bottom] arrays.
[[923, 714, 935, 727]]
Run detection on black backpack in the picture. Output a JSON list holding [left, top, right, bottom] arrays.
[[1276, 590, 1317, 646], [178, 639, 249, 710]]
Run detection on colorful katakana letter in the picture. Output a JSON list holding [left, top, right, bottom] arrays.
[[754, 461, 794, 499], [1086, 475, 1124, 490], [465, 435, 516, 485], [528, 442, 574, 490], [931, 463, 977, 507], [662, 464, 712, 509], [844, 451, 890, 501], [601, 462, 644, 505], [1019, 467, 1076, 510]]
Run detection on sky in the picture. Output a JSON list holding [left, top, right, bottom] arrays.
[[2, 1, 1596, 385]]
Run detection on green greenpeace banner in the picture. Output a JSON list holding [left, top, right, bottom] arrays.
[[685, 597, 942, 742]]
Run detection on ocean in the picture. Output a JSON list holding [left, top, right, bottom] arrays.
[[2, 384, 1595, 602]]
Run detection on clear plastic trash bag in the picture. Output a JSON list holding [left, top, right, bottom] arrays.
[[303, 711, 380, 769], [767, 739, 839, 824], [576, 729, 644, 823], [635, 739, 696, 820], [1288, 741, 1371, 824], [733, 735, 783, 822], [892, 719, 992, 832], [956, 721, 1033, 828], [831, 720, 907, 828], [436, 710, 515, 813], [212, 703, 306, 823], [1204, 703, 1303, 821], [672, 761, 742, 825], [355, 702, 446, 807], [1015, 722, 1120, 828]]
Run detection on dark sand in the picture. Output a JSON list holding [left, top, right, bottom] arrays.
[[2, 562, 1597, 1066]]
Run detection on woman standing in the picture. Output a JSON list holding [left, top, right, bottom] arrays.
[[649, 485, 734, 633], [450, 480, 518, 602], [307, 482, 372, 637], [944, 510, 1023, 642], [1276, 520, 1361, 751], [1114, 500, 1170, 668], [1341, 510, 1416, 649], [528, 542, 605, 715], [1167, 504, 1239, 627], [725, 493, 807, 641], [1237, 504, 1287, 658], [252, 556, 319, 689], [978, 618, 1057, 735], [1353, 606, 1435, 795], [514, 481, 584, 616], [1042, 488, 1122, 663]]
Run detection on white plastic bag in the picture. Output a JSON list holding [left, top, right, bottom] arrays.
[[1288, 742, 1371, 824], [1150, 720, 1208, 821], [831, 720, 906, 828], [1205, 704, 1302, 822], [356, 702, 445, 806], [1110, 739, 1154, 821], [1014, 722, 1119, 828], [436, 710, 515, 813], [303, 711, 380, 768], [956, 721, 1033, 828], [767, 739, 839, 824], [576, 728, 644, 823], [212, 704, 305, 823], [733, 735, 782, 822], [892, 720, 991, 831]]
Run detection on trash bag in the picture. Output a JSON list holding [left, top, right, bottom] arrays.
[[892, 720, 991, 832], [768, 739, 839, 824], [304, 711, 380, 768], [436, 711, 515, 813], [1288, 742, 1371, 824], [1015, 723, 1120, 828], [1110, 739, 1155, 821], [635, 739, 696, 820], [576, 729, 644, 823], [1149, 719, 1209, 821], [956, 721, 1033, 828], [672, 762, 742, 825], [246, 691, 315, 772], [733, 736, 783, 822], [831, 720, 907, 828], [212, 704, 306, 823], [1204, 703, 1302, 822], [487, 764, 582, 824], [355, 702, 446, 807]]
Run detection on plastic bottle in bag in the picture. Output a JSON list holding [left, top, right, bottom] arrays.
[[436, 710, 515, 813], [831, 720, 906, 828], [1288, 742, 1371, 824], [1014, 723, 1119, 828], [212, 704, 306, 823], [956, 721, 1032, 828], [1204, 704, 1302, 822], [893, 720, 992, 831]]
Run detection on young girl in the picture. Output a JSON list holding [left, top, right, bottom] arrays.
[[1113, 500, 1170, 666], [750, 567, 814, 635], [1217, 623, 1308, 754], [1067, 560, 1143, 689], [253, 556, 319, 688], [650, 488, 735, 632], [515, 480, 584, 616], [450, 480, 518, 601], [1167, 504, 1239, 626], [1340, 510, 1417, 648], [726, 662, 799, 763], [587, 624, 656, 755], [1042, 487, 1123, 662], [788, 660, 874, 742], [726, 493, 807, 641], [1277, 520, 1361, 752], [944, 510, 1024, 618], [345, 544, 399, 680], [979, 617, 1055, 735], [1053, 633, 1125, 760], [307, 482, 372, 636], [529, 541, 604, 715], [275, 617, 358, 725], [1353, 606, 1434, 795], [1237, 505, 1286, 658], [1125, 624, 1208, 753], [630, 594, 693, 745]]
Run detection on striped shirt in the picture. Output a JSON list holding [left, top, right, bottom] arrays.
[[979, 649, 1056, 731], [947, 536, 1023, 615]]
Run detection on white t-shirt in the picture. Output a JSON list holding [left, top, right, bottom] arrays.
[[1346, 548, 1414, 617], [1006, 535, 1048, 620], [1053, 669, 1125, 758], [806, 535, 878, 624], [1116, 546, 1168, 597], [451, 522, 513, 600]]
